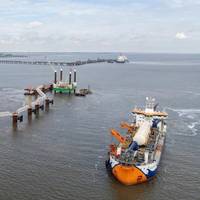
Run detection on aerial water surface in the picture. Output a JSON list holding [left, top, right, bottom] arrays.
[[0, 52, 199, 200]]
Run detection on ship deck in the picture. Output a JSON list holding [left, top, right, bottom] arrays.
[[111, 127, 161, 166]]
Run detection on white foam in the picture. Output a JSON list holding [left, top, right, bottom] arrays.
[[167, 107, 200, 137], [128, 61, 200, 66], [184, 91, 200, 96], [187, 115, 195, 119], [172, 108, 200, 113], [187, 121, 199, 136], [188, 122, 198, 130], [167, 108, 200, 117], [98, 155, 103, 159], [175, 131, 198, 137]]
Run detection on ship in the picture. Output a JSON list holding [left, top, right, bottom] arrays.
[[116, 54, 128, 63], [105, 97, 168, 185]]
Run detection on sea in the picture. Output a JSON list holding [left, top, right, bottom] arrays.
[[0, 52, 199, 200]]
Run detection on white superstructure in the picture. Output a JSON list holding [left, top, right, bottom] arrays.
[[116, 54, 128, 63]]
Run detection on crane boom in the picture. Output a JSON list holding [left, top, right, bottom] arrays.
[[110, 129, 125, 143]]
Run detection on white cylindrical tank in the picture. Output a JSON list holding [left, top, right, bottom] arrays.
[[133, 121, 151, 146]]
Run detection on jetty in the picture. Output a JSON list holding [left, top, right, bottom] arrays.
[[0, 68, 91, 130], [0, 84, 53, 130], [0, 58, 115, 66]]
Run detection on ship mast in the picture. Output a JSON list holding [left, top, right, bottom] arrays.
[[145, 97, 155, 113]]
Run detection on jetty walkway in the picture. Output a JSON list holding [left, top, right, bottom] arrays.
[[0, 58, 115, 66]]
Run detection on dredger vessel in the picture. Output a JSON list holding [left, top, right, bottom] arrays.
[[106, 97, 168, 185]]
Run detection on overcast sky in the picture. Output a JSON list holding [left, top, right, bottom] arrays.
[[0, 0, 199, 53]]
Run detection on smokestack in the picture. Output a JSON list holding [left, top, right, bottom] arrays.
[[74, 69, 76, 83], [69, 71, 72, 85], [54, 71, 57, 84], [73, 69, 77, 93], [60, 68, 63, 81]]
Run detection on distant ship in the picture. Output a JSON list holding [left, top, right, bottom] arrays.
[[116, 54, 129, 63], [106, 97, 168, 185]]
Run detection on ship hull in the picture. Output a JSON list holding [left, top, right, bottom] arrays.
[[106, 134, 165, 185], [106, 158, 158, 185], [53, 87, 75, 93], [112, 164, 148, 185], [115, 60, 126, 63]]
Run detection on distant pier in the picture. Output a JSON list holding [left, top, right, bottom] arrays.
[[0, 58, 115, 66]]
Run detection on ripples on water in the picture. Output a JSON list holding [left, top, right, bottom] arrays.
[[0, 53, 200, 200], [167, 108, 200, 136]]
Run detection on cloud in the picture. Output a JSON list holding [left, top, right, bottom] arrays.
[[0, 0, 199, 52], [175, 32, 187, 39], [162, 0, 200, 8], [27, 21, 43, 28]]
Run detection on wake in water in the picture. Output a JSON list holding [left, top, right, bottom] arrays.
[[128, 61, 200, 66], [0, 87, 23, 101], [0, 87, 24, 112], [166, 108, 200, 137]]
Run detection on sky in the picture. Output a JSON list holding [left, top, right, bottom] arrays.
[[0, 0, 199, 53]]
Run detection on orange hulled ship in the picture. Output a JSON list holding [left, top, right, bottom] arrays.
[[106, 97, 168, 185]]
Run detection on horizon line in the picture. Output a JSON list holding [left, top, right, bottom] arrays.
[[0, 51, 200, 55]]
